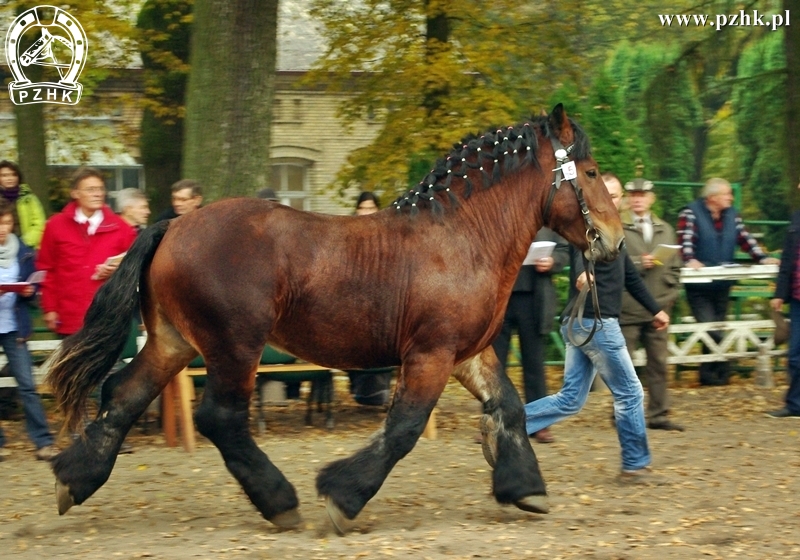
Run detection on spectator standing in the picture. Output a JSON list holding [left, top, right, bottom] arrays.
[[117, 188, 151, 233], [619, 178, 683, 431], [355, 191, 380, 216], [256, 188, 279, 201], [0, 160, 47, 249], [768, 187, 800, 418], [492, 228, 568, 443], [676, 178, 779, 385], [156, 179, 203, 222], [37, 168, 137, 337], [523, 174, 670, 483], [0, 200, 59, 461]]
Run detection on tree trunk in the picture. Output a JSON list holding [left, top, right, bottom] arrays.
[[14, 63, 49, 211], [422, 0, 450, 117], [785, 0, 800, 207], [183, 0, 278, 200]]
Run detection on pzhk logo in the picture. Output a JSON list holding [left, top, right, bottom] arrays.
[[5, 6, 87, 105]]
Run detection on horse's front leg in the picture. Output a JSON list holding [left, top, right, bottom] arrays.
[[316, 350, 453, 534], [453, 347, 549, 514]]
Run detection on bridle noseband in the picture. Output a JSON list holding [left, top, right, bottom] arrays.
[[542, 137, 603, 347]]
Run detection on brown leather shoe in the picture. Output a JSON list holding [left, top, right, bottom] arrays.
[[533, 428, 555, 443]]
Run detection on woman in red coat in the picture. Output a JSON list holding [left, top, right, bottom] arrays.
[[37, 168, 137, 336]]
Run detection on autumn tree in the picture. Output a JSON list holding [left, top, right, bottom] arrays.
[[6, 1, 139, 210], [137, 0, 192, 215], [784, 0, 800, 206], [306, 0, 598, 196], [182, 0, 278, 200]]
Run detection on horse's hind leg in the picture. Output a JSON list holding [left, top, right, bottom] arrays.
[[317, 350, 452, 533], [453, 347, 549, 514], [194, 357, 301, 529], [52, 333, 195, 514]]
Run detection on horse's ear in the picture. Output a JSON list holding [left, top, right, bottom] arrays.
[[548, 103, 574, 146]]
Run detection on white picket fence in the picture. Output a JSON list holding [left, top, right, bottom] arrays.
[[629, 319, 785, 387]]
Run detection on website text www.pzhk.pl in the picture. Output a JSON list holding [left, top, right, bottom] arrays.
[[659, 10, 790, 31]]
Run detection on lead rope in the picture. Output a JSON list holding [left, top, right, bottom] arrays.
[[565, 234, 603, 347]]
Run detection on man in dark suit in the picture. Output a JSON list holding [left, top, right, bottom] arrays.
[[492, 228, 568, 443]]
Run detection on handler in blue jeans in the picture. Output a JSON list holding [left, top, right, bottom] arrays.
[[0, 199, 59, 462], [523, 173, 670, 483]]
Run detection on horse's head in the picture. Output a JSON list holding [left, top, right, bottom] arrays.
[[540, 104, 624, 262]]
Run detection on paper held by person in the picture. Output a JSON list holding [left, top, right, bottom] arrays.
[[651, 244, 681, 265], [0, 270, 46, 293], [522, 241, 556, 266]]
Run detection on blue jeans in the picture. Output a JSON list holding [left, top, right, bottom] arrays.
[[786, 300, 800, 413], [524, 318, 651, 471], [0, 332, 54, 449]]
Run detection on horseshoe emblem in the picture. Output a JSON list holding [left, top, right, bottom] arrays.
[[5, 5, 88, 105]]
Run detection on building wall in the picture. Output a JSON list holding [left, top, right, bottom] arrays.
[[272, 74, 382, 215], [0, 69, 383, 216]]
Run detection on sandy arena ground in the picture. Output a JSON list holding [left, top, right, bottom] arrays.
[[1, 370, 799, 559]]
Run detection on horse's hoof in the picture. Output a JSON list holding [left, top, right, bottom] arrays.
[[514, 494, 549, 514], [55, 480, 75, 515], [479, 414, 497, 468], [269, 507, 304, 530], [325, 496, 355, 535]]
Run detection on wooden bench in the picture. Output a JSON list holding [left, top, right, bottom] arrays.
[[186, 363, 334, 426]]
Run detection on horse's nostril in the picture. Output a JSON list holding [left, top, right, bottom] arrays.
[[617, 238, 626, 251]]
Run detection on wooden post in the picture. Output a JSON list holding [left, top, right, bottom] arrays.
[[177, 369, 196, 453], [161, 378, 177, 447]]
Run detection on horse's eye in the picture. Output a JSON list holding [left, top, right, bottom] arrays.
[[586, 169, 597, 178]]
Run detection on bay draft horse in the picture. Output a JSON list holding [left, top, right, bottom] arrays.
[[46, 104, 623, 533]]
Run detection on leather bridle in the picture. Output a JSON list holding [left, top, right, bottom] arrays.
[[543, 137, 603, 347]]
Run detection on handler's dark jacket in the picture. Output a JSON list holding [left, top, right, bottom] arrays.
[[619, 210, 681, 325]]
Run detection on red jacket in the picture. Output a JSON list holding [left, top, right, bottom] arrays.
[[37, 201, 137, 335]]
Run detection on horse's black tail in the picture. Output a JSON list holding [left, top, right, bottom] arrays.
[[46, 220, 171, 431]]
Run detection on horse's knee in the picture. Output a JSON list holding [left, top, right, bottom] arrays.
[[195, 399, 248, 441]]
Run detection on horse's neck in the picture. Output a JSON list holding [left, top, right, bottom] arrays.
[[452, 168, 545, 273]]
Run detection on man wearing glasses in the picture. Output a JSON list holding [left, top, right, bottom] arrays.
[[156, 179, 203, 222], [37, 167, 137, 337]]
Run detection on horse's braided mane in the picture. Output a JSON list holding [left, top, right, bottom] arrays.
[[392, 115, 591, 215]]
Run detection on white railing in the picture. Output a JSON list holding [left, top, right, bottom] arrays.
[[629, 319, 785, 387]]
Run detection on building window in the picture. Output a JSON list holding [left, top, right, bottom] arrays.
[[271, 160, 311, 210]]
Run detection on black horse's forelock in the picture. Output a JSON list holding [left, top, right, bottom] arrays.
[[392, 115, 591, 214]]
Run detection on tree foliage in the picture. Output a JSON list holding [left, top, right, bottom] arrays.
[[6, 1, 141, 211], [732, 31, 788, 246], [305, 0, 601, 195], [137, 0, 193, 215]]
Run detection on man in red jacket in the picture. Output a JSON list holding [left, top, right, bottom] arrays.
[[37, 168, 137, 336]]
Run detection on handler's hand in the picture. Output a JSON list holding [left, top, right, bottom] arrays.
[[686, 259, 703, 270], [575, 271, 594, 291], [771, 298, 784, 312], [762, 257, 780, 265], [652, 310, 670, 331], [641, 253, 655, 269]]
